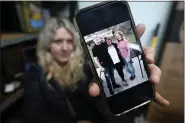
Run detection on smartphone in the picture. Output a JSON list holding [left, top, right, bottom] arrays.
[[74, 1, 155, 116]]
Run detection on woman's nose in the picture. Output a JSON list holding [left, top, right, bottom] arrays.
[[61, 41, 68, 51]]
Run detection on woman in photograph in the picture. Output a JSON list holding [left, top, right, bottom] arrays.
[[24, 16, 112, 123], [114, 31, 136, 80]]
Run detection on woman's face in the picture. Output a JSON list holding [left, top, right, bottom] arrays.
[[50, 27, 74, 64], [115, 33, 123, 41]]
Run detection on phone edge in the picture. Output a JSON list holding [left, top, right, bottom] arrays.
[[115, 100, 151, 116]]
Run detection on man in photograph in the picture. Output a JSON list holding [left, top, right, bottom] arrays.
[[92, 36, 124, 95]]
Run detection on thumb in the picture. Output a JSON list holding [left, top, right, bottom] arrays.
[[88, 83, 100, 97]]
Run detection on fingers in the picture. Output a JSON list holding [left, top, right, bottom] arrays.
[[148, 64, 169, 106], [148, 65, 169, 107], [136, 24, 155, 64], [88, 83, 100, 97], [136, 24, 146, 38], [154, 92, 170, 107], [148, 64, 162, 84], [136, 24, 155, 63], [144, 47, 155, 64]]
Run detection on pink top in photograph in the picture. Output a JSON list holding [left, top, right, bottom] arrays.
[[117, 40, 130, 58]]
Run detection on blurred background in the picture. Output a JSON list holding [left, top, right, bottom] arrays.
[[0, 1, 184, 123]]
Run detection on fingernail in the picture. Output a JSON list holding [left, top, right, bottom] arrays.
[[147, 55, 154, 61], [163, 100, 170, 107], [166, 100, 170, 106]]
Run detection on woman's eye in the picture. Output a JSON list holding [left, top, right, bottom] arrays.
[[67, 39, 73, 44], [54, 39, 62, 43]]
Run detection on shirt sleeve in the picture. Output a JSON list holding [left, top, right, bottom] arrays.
[[92, 47, 97, 57]]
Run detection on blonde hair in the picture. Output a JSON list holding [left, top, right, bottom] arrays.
[[37, 17, 84, 90], [114, 31, 126, 41]]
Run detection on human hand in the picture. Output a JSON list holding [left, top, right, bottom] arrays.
[[88, 24, 170, 107]]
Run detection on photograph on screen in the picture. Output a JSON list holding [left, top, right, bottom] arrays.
[[84, 20, 148, 98]]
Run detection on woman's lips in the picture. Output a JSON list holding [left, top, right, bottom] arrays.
[[60, 53, 71, 57]]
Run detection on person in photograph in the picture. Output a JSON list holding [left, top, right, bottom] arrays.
[[92, 36, 121, 95], [115, 31, 136, 80], [104, 37, 129, 87]]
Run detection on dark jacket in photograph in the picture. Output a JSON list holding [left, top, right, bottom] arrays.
[[92, 42, 124, 68]]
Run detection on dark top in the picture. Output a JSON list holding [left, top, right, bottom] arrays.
[[92, 43, 124, 67], [24, 60, 115, 123]]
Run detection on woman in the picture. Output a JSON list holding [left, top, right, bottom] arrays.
[[24, 17, 112, 123], [115, 31, 136, 80]]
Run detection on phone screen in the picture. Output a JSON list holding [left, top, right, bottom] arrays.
[[75, 1, 154, 115], [84, 20, 150, 97]]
